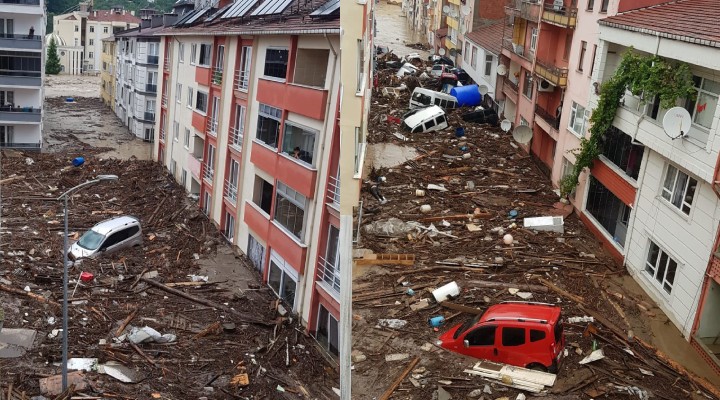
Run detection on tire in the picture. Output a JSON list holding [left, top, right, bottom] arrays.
[[526, 363, 548, 372]]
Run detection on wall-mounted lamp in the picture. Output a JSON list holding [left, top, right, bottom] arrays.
[[593, 82, 600, 95]]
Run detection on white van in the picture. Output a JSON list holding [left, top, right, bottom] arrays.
[[402, 105, 449, 133], [70, 215, 143, 260], [409, 87, 458, 110]]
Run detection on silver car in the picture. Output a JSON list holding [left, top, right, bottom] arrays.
[[69, 215, 143, 260]]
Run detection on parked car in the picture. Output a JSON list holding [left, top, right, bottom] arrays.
[[461, 106, 500, 127], [69, 215, 143, 261], [402, 105, 449, 133], [376, 45, 390, 56], [429, 55, 455, 67], [409, 87, 458, 110], [430, 64, 451, 78], [436, 301, 565, 372], [451, 68, 472, 85]]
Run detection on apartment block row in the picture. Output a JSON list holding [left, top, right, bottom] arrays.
[[0, 0, 44, 150], [401, 0, 720, 372]]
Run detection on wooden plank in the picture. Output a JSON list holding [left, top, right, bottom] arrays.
[[378, 356, 420, 400], [467, 280, 549, 293], [536, 278, 584, 304], [440, 301, 484, 315], [355, 254, 415, 266]]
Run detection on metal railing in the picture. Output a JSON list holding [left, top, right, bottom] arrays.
[[229, 126, 243, 149], [235, 69, 249, 91], [0, 69, 40, 77], [504, 79, 519, 94], [224, 179, 238, 203], [327, 174, 340, 207], [504, 0, 541, 21], [145, 83, 157, 93], [534, 59, 568, 87], [0, 106, 40, 113], [206, 117, 218, 136], [535, 104, 560, 130], [203, 163, 214, 182], [159, 128, 165, 141], [162, 94, 167, 107], [0, 34, 41, 40], [317, 256, 340, 296], [0, 142, 41, 148], [212, 67, 223, 85], [542, 2, 578, 28]]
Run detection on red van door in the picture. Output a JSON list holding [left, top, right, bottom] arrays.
[[461, 325, 498, 361]]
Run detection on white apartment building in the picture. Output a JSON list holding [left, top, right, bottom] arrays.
[[461, 21, 503, 99], [1, 0, 44, 149]]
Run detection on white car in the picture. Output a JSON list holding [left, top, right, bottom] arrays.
[[69, 215, 143, 261]]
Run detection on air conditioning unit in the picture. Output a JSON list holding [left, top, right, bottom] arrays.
[[512, 44, 524, 56], [538, 79, 554, 92]]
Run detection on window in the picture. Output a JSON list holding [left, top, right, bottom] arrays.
[[103, 26, 108, 34], [181, 169, 187, 187], [484, 54, 493, 76], [268, 253, 298, 310], [520, 117, 529, 127], [530, 28, 538, 52], [463, 42, 470, 63], [522, 71, 533, 99], [173, 121, 179, 141], [190, 43, 197, 64], [184, 128, 190, 148], [226, 159, 240, 202], [264, 48, 289, 80], [187, 87, 193, 107], [357, 39, 366, 93], [684, 76, 720, 130], [170, 159, 177, 175], [274, 181, 307, 241], [600, 0, 609, 12], [75, 25, 79, 32], [661, 164, 697, 215], [90, 26, 94, 33], [256, 104, 282, 148], [561, 157, 574, 181], [587, 0, 594, 10], [224, 212, 235, 241], [502, 327, 526, 346], [589, 45, 597, 75], [294, 49, 329, 87], [237, 46, 252, 90], [88, 52, 94, 59], [198, 44, 211, 66], [0, 126, 14, 144], [0, 90, 14, 107], [563, 33, 572, 60], [321, 225, 340, 293], [202, 192, 211, 215], [530, 330, 546, 342], [179, 43, 185, 63], [470, 46, 477, 69], [316, 305, 339, 356], [645, 241, 678, 294], [253, 176, 274, 214], [247, 234, 265, 273], [282, 122, 317, 166], [231, 104, 246, 148], [465, 326, 496, 346], [148, 42, 159, 56], [578, 41, 587, 72], [176, 83, 182, 103], [89, 39, 94, 46], [75, 38, 79, 47], [568, 101, 587, 135]]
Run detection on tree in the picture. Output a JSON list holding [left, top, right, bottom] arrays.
[[46, 38, 62, 75]]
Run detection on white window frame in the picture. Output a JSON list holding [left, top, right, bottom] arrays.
[[686, 75, 720, 131], [195, 91, 209, 114], [181, 169, 187, 187], [176, 83, 182, 103], [484, 54, 493, 76], [568, 101, 587, 136], [356, 39, 365, 95], [187, 87, 193, 108], [179, 43, 185, 63], [661, 164, 697, 215], [644, 240, 678, 294], [470, 46, 477, 69], [274, 181, 307, 242], [190, 43, 197, 65], [530, 28, 538, 52], [103, 26, 108, 34], [184, 128, 191, 148], [173, 121, 179, 141], [224, 211, 235, 242], [268, 251, 300, 311]]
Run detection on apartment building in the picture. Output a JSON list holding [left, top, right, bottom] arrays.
[[100, 36, 115, 106], [51, 2, 139, 74], [113, 16, 165, 141], [1, 0, 44, 150], [461, 21, 503, 98], [154, 0, 342, 362]]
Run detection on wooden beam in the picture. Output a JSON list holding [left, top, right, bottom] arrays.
[[536, 278, 584, 304], [440, 301, 484, 315], [378, 356, 420, 400], [467, 280, 548, 293]]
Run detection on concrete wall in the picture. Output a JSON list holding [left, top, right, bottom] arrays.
[[461, 40, 496, 97]]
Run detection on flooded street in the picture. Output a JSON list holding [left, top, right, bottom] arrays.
[[375, 1, 430, 58]]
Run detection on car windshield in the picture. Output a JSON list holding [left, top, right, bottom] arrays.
[[76, 229, 105, 250], [453, 313, 482, 339]]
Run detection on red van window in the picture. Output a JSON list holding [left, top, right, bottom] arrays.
[[530, 329, 546, 342], [465, 326, 496, 346], [554, 320, 563, 344], [502, 327, 525, 347]]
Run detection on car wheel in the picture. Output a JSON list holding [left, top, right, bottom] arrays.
[[526, 363, 548, 372]]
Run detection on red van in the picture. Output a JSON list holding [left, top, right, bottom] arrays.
[[436, 301, 565, 372]]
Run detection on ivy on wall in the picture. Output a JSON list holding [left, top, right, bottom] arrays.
[[559, 48, 697, 197]]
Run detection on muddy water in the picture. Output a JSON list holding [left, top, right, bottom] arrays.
[[375, 1, 430, 59]]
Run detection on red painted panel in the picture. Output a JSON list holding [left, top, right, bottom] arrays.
[[191, 111, 207, 133], [269, 223, 307, 275], [195, 66, 211, 87], [577, 211, 624, 265], [315, 285, 340, 317], [256, 79, 328, 121], [590, 160, 637, 206], [250, 141, 278, 175], [243, 202, 271, 243], [276, 156, 317, 199], [256, 79, 287, 109]]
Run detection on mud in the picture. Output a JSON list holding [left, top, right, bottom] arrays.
[[375, 1, 430, 59]]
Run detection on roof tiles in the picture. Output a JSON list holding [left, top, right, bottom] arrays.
[[88, 10, 142, 24], [464, 20, 504, 56]]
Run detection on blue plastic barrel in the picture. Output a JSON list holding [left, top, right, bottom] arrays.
[[428, 316, 445, 327], [65, 97, 75, 103], [72, 157, 85, 167], [455, 127, 465, 138], [450, 84, 482, 107]]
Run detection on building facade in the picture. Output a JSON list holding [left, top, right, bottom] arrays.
[[1, 0, 44, 150], [154, 0, 342, 365], [100, 36, 115, 106], [461, 21, 503, 99]]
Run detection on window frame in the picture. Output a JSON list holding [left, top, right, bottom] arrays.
[[186, 87, 194, 108], [264, 48, 290, 81], [568, 101, 587, 136], [578, 41, 587, 72], [256, 103, 282, 148], [470, 46, 477, 69], [660, 164, 697, 215], [530, 28, 538, 53], [644, 241, 678, 294], [179, 43, 185, 63], [484, 54, 493, 76], [274, 181, 307, 242]]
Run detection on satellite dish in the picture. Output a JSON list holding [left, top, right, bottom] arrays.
[[497, 64, 508, 76], [662, 107, 692, 139], [478, 85, 489, 95], [512, 125, 533, 144], [438, 48, 446, 56], [442, 5, 450, 13], [461, 5, 470, 15], [500, 119, 512, 132]]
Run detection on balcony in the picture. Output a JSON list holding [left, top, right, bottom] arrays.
[[235, 69, 250, 91], [187, 153, 202, 180], [534, 104, 559, 133], [0, 70, 40, 86], [502, 38, 533, 63], [144, 83, 157, 93], [142, 112, 155, 122], [257, 78, 329, 121], [146, 55, 159, 65], [212, 67, 223, 86], [206, 117, 218, 136], [195, 66, 211, 87], [505, 0, 541, 21], [0, 106, 41, 123], [191, 111, 207, 133], [534, 59, 568, 87], [326, 174, 340, 208], [0, 34, 42, 50], [503, 79, 519, 98], [0, 142, 41, 150], [163, 57, 169, 71], [541, 2, 577, 28], [203, 163, 214, 183], [317, 256, 340, 297], [229, 126, 243, 150], [224, 179, 238, 203], [250, 141, 318, 199], [162, 94, 167, 107]]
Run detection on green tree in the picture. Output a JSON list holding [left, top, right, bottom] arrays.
[[46, 38, 62, 75]]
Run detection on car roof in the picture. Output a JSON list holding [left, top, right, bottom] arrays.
[[413, 88, 457, 99], [481, 302, 561, 325], [91, 215, 140, 236], [404, 105, 445, 127]]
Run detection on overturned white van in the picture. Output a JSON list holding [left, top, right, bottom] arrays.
[[409, 87, 458, 110], [402, 105, 449, 133]]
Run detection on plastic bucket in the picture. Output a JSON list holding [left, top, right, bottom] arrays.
[[428, 316, 445, 327], [80, 272, 94, 282], [455, 127, 465, 137], [450, 84, 482, 107], [432, 281, 460, 303], [72, 157, 85, 167]]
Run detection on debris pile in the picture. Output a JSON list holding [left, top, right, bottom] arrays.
[[351, 66, 720, 399], [0, 151, 338, 399]]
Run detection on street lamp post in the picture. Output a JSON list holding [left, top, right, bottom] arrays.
[[56, 174, 118, 391]]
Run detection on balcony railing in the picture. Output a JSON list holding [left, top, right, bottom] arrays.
[[502, 38, 533, 62], [504, 79, 519, 94], [534, 59, 568, 87], [160, 128, 165, 142], [224, 179, 238, 203], [229, 126, 243, 149], [535, 104, 560, 131], [327, 174, 340, 207], [0, 142, 41, 149], [235, 69, 249, 91], [143, 111, 155, 122], [505, 0, 541, 21], [0, 106, 40, 113], [206, 118, 218, 136], [212, 67, 223, 85], [162, 94, 168, 107], [203, 163, 214, 182], [0, 0, 40, 4], [0, 34, 42, 50], [164, 57, 170, 71], [145, 83, 157, 93], [0, 106, 41, 123], [542, 2, 578, 28], [317, 256, 340, 296], [146, 55, 159, 65], [0, 69, 40, 78]]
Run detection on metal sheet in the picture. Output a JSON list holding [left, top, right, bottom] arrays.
[[207, 3, 233, 21], [186, 7, 210, 24], [310, 0, 339, 16], [250, 0, 293, 16], [223, 0, 259, 18]]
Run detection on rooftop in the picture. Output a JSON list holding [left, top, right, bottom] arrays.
[[464, 20, 504, 56], [599, 0, 720, 48], [88, 10, 142, 24], [115, 25, 166, 38]]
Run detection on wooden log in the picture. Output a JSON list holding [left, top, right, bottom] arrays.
[[536, 278, 584, 304], [577, 305, 627, 343], [378, 356, 420, 400], [114, 307, 139, 338], [467, 280, 548, 293], [0, 175, 26, 184], [440, 301, 484, 315], [0, 284, 61, 309]]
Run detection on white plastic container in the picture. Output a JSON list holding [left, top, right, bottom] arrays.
[[432, 281, 460, 303]]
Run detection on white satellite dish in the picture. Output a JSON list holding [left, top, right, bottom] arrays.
[[497, 64, 508, 76], [662, 107, 692, 139], [500, 119, 512, 132], [442, 5, 450, 13], [438, 48, 446, 56], [512, 125, 533, 144], [461, 5, 471, 15], [478, 85, 489, 95]]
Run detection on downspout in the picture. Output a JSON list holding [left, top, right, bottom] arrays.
[[169, 36, 182, 171]]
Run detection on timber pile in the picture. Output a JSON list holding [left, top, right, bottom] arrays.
[[351, 67, 720, 400], [0, 151, 338, 399]]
